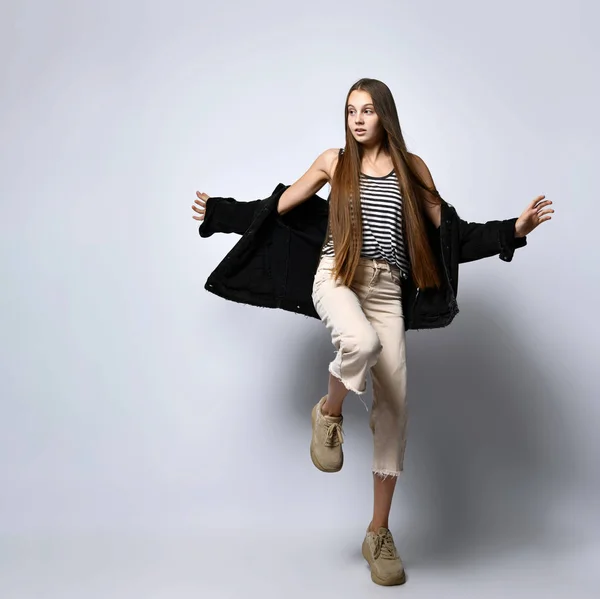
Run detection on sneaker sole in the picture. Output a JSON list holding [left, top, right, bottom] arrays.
[[310, 403, 343, 473], [361, 540, 407, 586]]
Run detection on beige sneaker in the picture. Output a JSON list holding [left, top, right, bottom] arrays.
[[362, 526, 406, 586], [310, 396, 344, 472]]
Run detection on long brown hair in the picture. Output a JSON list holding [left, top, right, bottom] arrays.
[[325, 78, 442, 290]]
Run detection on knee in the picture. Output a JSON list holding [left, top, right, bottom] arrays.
[[350, 330, 382, 364]]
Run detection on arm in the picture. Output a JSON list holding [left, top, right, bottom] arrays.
[[406, 153, 532, 262], [194, 147, 334, 236], [458, 194, 553, 262], [197, 195, 265, 238], [276, 148, 337, 216], [407, 153, 441, 228], [458, 216, 527, 263]]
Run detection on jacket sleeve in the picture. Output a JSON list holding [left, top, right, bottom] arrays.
[[198, 196, 264, 238], [458, 215, 527, 263]]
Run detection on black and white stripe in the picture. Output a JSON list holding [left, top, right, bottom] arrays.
[[321, 170, 410, 279]]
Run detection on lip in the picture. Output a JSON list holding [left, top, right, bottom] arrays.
[[355, 129, 366, 134]]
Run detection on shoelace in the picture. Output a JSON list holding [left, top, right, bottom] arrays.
[[373, 530, 399, 560], [324, 421, 344, 447]]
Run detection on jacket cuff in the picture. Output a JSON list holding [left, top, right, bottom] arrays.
[[498, 217, 527, 262], [198, 196, 263, 238], [198, 196, 219, 238]]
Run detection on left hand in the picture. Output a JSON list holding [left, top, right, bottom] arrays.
[[514, 195, 554, 238]]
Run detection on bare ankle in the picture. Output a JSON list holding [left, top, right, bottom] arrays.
[[368, 521, 388, 532], [321, 401, 342, 417]]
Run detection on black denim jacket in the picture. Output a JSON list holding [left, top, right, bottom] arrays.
[[198, 183, 527, 331]]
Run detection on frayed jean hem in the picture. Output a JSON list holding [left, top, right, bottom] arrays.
[[327, 364, 369, 412], [373, 468, 402, 481]]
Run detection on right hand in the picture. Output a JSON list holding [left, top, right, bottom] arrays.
[[192, 191, 210, 221]]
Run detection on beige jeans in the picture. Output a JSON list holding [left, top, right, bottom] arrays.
[[311, 255, 408, 478]]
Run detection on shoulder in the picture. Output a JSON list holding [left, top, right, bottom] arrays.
[[407, 152, 433, 182], [318, 147, 344, 182], [407, 153, 444, 226], [321, 147, 342, 162]]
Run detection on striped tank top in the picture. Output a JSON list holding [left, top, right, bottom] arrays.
[[321, 166, 410, 280]]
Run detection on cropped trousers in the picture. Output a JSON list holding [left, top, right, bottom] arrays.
[[311, 255, 408, 478]]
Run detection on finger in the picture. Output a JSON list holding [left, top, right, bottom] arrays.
[[529, 195, 546, 209], [536, 208, 555, 218], [191, 204, 205, 214], [192, 215, 204, 221], [530, 203, 550, 216]]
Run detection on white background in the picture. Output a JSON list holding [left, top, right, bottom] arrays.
[[1, 0, 599, 597]]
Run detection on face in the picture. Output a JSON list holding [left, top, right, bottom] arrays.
[[347, 90, 382, 144]]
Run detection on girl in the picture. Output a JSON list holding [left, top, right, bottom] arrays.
[[192, 78, 553, 586]]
